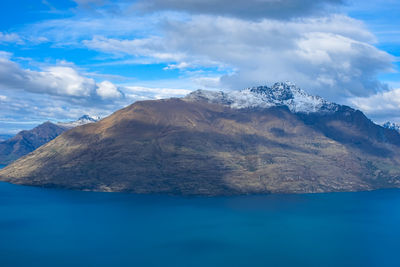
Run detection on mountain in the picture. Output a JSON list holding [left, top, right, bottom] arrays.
[[57, 115, 101, 128], [187, 82, 339, 113], [1, 82, 400, 195], [0, 115, 100, 165], [0, 122, 67, 165], [383, 122, 400, 133]]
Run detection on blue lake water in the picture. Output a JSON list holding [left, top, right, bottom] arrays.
[[0, 181, 400, 267]]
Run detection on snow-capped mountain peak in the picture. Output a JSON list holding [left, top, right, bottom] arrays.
[[57, 115, 101, 128], [185, 82, 338, 114], [382, 122, 400, 133], [76, 115, 100, 123]]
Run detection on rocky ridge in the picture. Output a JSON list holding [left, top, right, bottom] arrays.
[[185, 82, 339, 113]]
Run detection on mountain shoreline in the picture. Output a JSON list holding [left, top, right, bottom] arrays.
[[1, 83, 400, 195], [0, 176, 399, 197]]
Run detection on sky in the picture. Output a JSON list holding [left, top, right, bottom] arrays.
[[0, 0, 399, 133]]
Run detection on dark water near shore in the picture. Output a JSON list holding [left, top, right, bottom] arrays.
[[0, 181, 399, 267]]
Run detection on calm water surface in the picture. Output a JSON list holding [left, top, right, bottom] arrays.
[[0, 179, 399, 267]]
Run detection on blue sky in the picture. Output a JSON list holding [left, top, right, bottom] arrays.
[[0, 0, 399, 133]]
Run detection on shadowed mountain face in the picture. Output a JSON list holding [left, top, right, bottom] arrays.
[[0, 115, 101, 166], [0, 122, 67, 165], [1, 92, 400, 195]]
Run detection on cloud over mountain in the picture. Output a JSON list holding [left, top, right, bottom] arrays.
[[84, 14, 393, 102], [349, 87, 400, 123], [96, 81, 123, 99]]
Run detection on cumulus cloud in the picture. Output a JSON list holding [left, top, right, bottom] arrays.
[[136, 0, 343, 20], [84, 14, 393, 101], [0, 56, 123, 100], [125, 86, 192, 100], [0, 58, 95, 97], [349, 88, 400, 123], [96, 80, 123, 99]]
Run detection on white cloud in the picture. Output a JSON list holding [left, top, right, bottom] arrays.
[[83, 36, 186, 62], [0, 56, 124, 100], [96, 80, 122, 99], [0, 32, 23, 44], [163, 62, 190, 70], [84, 14, 393, 101], [42, 66, 96, 96], [191, 76, 222, 88], [349, 88, 400, 123], [0, 58, 96, 97], [0, 51, 12, 59], [22, 14, 159, 45], [125, 86, 192, 99]]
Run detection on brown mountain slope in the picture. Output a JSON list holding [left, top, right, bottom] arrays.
[[1, 98, 400, 195]]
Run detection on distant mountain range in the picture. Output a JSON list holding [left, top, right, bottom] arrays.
[[1, 82, 400, 195], [0, 115, 100, 165]]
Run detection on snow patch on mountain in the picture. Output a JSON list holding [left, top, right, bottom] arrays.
[[57, 115, 101, 128], [382, 122, 400, 133], [185, 82, 338, 114]]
